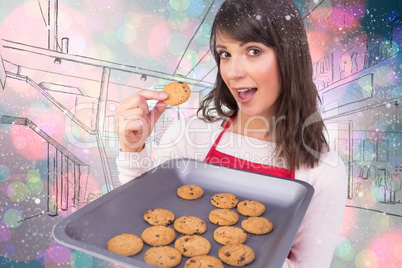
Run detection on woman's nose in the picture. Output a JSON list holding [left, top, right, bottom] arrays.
[[226, 57, 246, 80]]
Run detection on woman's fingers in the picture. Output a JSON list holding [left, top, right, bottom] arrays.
[[118, 89, 168, 110], [149, 100, 168, 127], [115, 90, 169, 152], [116, 108, 146, 133]]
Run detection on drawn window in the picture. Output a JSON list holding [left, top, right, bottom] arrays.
[[363, 140, 375, 162], [353, 139, 363, 162], [376, 140, 388, 162], [322, 74, 373, 112]]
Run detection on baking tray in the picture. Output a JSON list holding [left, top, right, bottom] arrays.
[[53, 158, 314, 268]]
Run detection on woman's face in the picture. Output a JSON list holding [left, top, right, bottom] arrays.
[[216, 34, 282, 119]]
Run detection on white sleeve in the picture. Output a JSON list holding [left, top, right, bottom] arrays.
[[116, 147, 153, 185], [153, 116, 211, 166], [282, 151, 348, 268], [154, 118, 190, 166], [116, 118, 194, 185]]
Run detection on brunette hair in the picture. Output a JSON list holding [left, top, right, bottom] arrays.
[[197, 0, 328, 170]]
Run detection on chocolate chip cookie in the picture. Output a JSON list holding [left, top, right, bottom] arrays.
[[209, 209, 239, 226], [241, 216, 273, 235], [174, 216, 207, 235], [237, 200, 265, 217], [175, 235, 211, 257], [144, 208, 175, 226], [163, 81, 191, 106], [185, 255, 224, 268], [106, 233, 143, 256], [177, 184, 204, 200], [141, 226, 176, 246], [144, 246, 182, 267], [213, 226, 247, 245], [218, 244, 255, 266], [211, 193, 239, 209]]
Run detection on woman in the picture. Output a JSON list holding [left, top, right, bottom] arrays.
[[115, 0, 347, 267]]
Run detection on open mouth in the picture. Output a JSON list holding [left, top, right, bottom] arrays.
[[236, 88, 257, 103]]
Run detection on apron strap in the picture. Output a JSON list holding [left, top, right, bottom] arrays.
[[204, 114, 295, 179], [205, 115, 236, 160]]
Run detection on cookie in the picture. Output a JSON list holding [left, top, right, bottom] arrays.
[[218, 244, 255, 266], [106, 233, 143, 256], [144, 208, 175, 226], [213, 226, 247, 245], [211, 193, 239, 209], [144, 246, 182, 268], [175, 235, 211, 257], [177, 184, 204, 200], [163, 81, 191, 106], [241, 216, 273, 235], [174, 216, 207, 235], [185, 255, 224, 268], [141, 226, 176, 246], [209, 209, 239, 226], [237, 200, 265, 217]]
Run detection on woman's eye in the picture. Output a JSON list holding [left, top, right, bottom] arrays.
[[218, 51, 230, 59], [248, 49, 261, 56]]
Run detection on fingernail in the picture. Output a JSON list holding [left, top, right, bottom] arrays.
[[160, 92, 168, 98]]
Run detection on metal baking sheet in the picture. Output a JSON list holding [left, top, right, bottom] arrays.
[[53, 158, 314, 268]]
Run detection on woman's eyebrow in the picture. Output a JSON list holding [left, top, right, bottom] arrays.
[[216, 44, 227, 49], [216, 42, 248, 49]]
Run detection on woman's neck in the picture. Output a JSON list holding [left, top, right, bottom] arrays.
[[228, 113, 274, 142]]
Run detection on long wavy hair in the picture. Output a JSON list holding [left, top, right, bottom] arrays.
[[197, 0, 328, 170]]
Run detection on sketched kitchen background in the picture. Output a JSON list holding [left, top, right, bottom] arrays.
[[0, 0, 401, 267]]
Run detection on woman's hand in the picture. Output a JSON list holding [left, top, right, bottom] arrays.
[[115, 90, 168, 152]]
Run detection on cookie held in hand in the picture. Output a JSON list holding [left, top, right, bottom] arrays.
[[163, 81, 191, 106]]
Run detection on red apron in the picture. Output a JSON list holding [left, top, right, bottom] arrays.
[[204, 115, 295, 179]]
